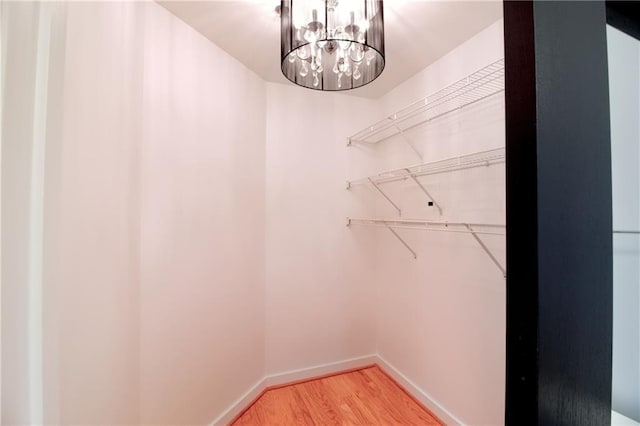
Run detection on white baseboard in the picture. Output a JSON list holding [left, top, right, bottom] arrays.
[[375, 354, 465, 426], [211, 353, 465, 426], [211, 354, 378, 425], [211, 377, 266, 426], [263, 354, 379, 388]]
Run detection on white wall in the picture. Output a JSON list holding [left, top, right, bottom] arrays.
[[2, 2, 266, 424], [138, 4, 266, 424], [43, 3, 144, 423], [1, 2, 41, 423], [263, 19, 505, 425], [264, 83, 379, 375], [3, 3, 507, 424], [372, 20, 506, 426], [608, 25, 640, 422]]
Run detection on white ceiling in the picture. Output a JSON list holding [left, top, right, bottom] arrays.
[[158, 0, 502, 99]]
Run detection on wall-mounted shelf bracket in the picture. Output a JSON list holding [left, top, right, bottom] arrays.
[[347, 148, 504, 217], [348, 148, 505, 188], [385, 224, 417, 259], [347, 218, 506, 278], [405, 168, 443, 215], [367, 177, 402, 216], [346, 218, 417, 259], [465, 224, 506, 278], [394, 125, 423, 161]]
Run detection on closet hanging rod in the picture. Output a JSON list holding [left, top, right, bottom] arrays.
[[348, 222, 505, 236], [347, 148, 505, 188], [348, 59, 505, 145], [347, 218, 506, 277], [347, 218, 505, 232], [613, 230, 640, 234]]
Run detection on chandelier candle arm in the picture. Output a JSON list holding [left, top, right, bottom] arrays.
[[281, 0, 385, 91]]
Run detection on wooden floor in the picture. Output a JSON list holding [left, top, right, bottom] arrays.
[[231, 365, 444, 425]]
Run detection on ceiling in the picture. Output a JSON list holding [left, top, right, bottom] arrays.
[[158, 1, 502, 99]]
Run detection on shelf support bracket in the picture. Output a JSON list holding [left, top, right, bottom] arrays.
[[368, 177, 402, 216], [465, 224, 506, 278], [405, 169, 443, 215], [394, 125, 423, 161], [385, 223, 417, 259]]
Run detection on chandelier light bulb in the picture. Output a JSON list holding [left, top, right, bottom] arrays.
[[335, 29, 352, 51], [304, 29, 318, 43], [281, 0, 385, 91], [350, 44, 364, 62]]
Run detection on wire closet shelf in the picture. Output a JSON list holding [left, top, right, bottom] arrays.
[[347, 58, 505, 145], [346, 147, 505, 217], [347, 218, 506, 278], [347, 147, 505, 187], [345, 59, 507, 277]]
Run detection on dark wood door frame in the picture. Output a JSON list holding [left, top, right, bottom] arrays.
[[503, 1, 623, 424]]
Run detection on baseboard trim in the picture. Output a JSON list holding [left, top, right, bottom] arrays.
[[211, 354, 378, 425], [263, 354, 379, 389], [375, 355, 465, 426], [211, 353, 464, 426], [211, 377, 266, 426]]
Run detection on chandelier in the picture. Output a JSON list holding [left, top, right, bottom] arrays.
[[280, 0, 385, 91]]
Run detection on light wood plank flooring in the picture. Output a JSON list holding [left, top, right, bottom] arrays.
[[232, 365, 444, 425]]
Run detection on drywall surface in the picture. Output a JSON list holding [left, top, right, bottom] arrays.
[[264, 83, 378, 375], [3, 3, 507, 423], [2, 2, 266, 424], [40, 3, 145, 423], [608, 25, 640, 422], [1, 2, 40, 423], [138, 3, 266, 424], [372, 20, 506, 425]]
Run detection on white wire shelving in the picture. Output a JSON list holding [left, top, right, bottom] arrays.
[[347, 218, 506, 278], [347, 59, 505, 147], [345, 60, 507, 278], [347, 147, 505, 216]]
